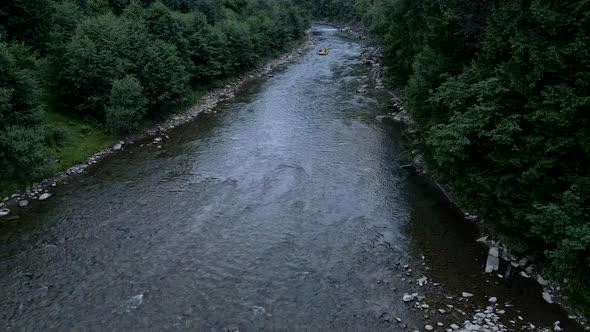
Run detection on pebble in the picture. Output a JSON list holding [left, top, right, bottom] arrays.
[[425, 324, 434, 331], [488, 297, 497, 303], [19, 200, 29, 207], [462, 292, 474, 298], [403, 294, 413, 302], [113, 143, 122, 151], [38, 193, 52, 201], [0, 209, 10, 217]]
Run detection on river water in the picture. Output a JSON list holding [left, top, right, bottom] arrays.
[[0, 26, 582, 331]]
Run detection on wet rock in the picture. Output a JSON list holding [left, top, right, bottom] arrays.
[[403, 294, 413, 302], [489, 247, 499, 258], [542, 291, 553, 304], [0, 208, 10, 217], [417, 276, 428, 286], [38, 193, 52, 201], [485, 254, 500, 273]]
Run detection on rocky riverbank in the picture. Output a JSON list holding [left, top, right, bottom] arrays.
[[0, 32, 317, 221], [345, 24, 590, 331]]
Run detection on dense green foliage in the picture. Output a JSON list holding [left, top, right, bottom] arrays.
[[312, 0, 590, 304], [0, 0, 309, 190]]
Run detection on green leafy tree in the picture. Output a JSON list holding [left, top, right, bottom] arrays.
[[105, 75, 147, 133], [0, 41, 49, 180]]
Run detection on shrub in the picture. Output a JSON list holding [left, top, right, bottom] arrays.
[[105, 76, 146, 134]]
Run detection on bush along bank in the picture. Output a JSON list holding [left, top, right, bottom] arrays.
[[0, 0, 311, 199], [308, 0, 590, 320]]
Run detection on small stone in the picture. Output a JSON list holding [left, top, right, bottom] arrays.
[[113, 143, 123, 151], [518, 316, 524, 320], [488, 297, 497, 303], [0, 209, 10, 217], [421, 304, 430, 309], [19, 200, 29, 207], [450, 324, 459, 330], [38, 193, 52, 201], [438, 309, 447, 314], [403, 294, 413, 302], [519, 271, 529, 278], [154, 137, 163, 143], [425, 324, 434, 331], [518, 257, 528, 267], [542, 291, 553, 304], [417, 277, 428, 286], [462, 292, 474, 298], [396, 317, 402, 322], [437, 322, 444, 327]]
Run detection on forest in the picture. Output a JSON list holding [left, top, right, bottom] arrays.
[[0, 0, 309, 192], [312, 0, 590, 310]]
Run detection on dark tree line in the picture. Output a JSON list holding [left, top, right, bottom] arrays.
[[312, 0, 590, 308], [0, 0, 309, 182]]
